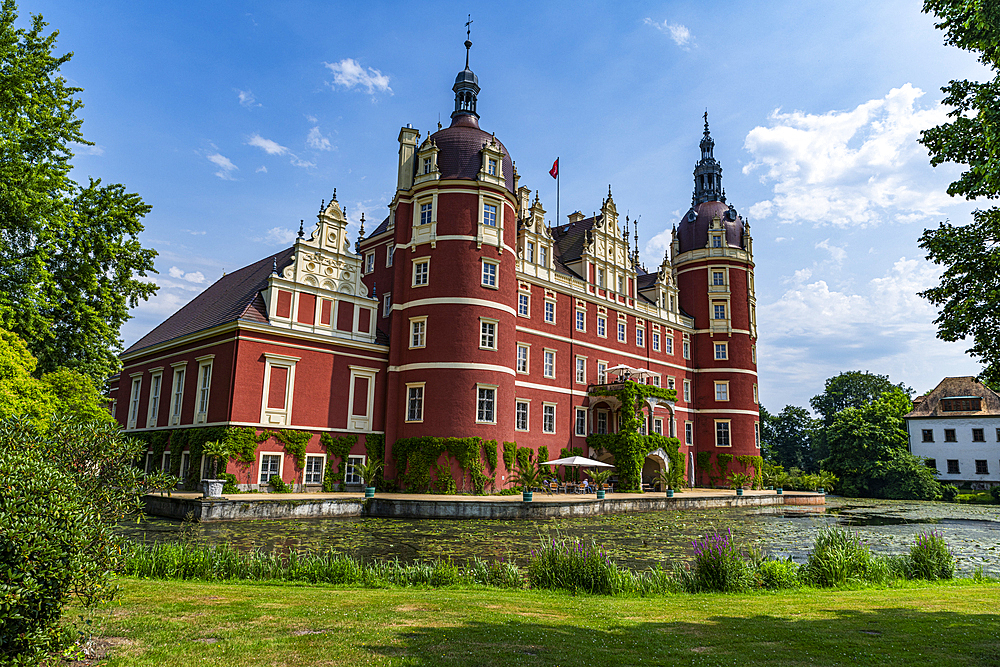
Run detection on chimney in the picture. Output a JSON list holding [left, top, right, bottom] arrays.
[[397, 124, 419, 191]]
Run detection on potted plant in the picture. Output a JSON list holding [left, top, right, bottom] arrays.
[[728, 472, 752, 496], [201, 440, 232, 498], [509, 460, 542, 502], [357, 458, 383, 498], [588, 469, 613, 500], [655, 468, 676, 498]]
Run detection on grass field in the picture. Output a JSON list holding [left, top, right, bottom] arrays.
[[82, 578, 1000, 666]]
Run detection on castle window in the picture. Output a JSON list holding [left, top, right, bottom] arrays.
[[652, 332, 660, 351], [420, 203, 432, 226], [169, 363, 187, 426], [423, 158, 432, 174], [665, 336, 673, 355], [713, 304, 727, 320], [406, 384, 424, 422], [345, 456, 365, 485], [715, 381, 729, 402], [258, 453, 283, 486], [617, 322, 626, 343], [597, 316, 606, 338], [482, 259, 498, 288], [651, 375, 660, 387], [617, 275, 624, 294], [540, 246, 548, 267], [944, 429, 956, 442], [751, 345, 757, 364], [544, 300, 555, 324], [413, 258, 429, 286], [543, 349, 555, 378], [972, 428, 985, 442], [195, 357, 213, 423], [715, 420, 731, 447], [516, 401, 529, 431], [576, 310, 585, 332], [753, 383, 759, 404], [597, 411, 608, 434], [712, 235, 723, 248], [925, 459, 937, 470], [713, 271, 725, 286], [480, 319, 497, 350], [365, 252, 375, 274], [542, 404, 556, 433], [976, 460, 989, 474], [597, 361, 607, 384], [597, 267, 605, 288], [477, 386, 497, 423], [922, 429, 934, 442], [483, 203, 497, 227], [127, 375, 142, 430], [576, 408, 587, 437], [386, 246, 394, 267], [683, 340, 691, 359], [653, 418, 663, 435], [947, 459, 960, 474], [715, 343, 728, 360], [409, 318, 426, 349], [683, 380, 691, 403], [518, 293, 530, 317], [755, 422, 761, 449], [526, 241, 534, 263], [146, 370, 162, 428], [575, 357, 586, 384], [488, 158, 497, 176], [383, 293, 392, 317], [517, 344, 529, 373], [685, 422, 693, 445], [636, 328, 645, 347], [941, 397, 981, 412], [305, 455, 326, 485]]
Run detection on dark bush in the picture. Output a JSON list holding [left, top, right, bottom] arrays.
[[0, 448, 90, 664], [941, 484, 959, 502], [991, 486, 1000, 504], [909, 530, 955, 580], [754, 558, 800, 590]]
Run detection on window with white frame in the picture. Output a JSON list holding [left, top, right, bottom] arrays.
[[127, 375, 142, 429], [261, 354, 298, 426], [685, 421, 693, 445], [753, 384, 759, 404], [258, 453, 282, 485], [597, 361, 607, 384], [422, 158, 432, 174], [387, 245, 394, 267], [666, 377, 675, 390], [515, 400, 529, 431], [383, 293, 392, 317], [665, 336, 673, 355], [543, 350, 555, 378], [712, 235, 723, 248], [420, 202, 433, 225], [195, 357, 213, 423], [477, 386, 496, 423], [480, 319, 497, 349], [653, 418, 663, 435], [179, 452, 190, 482], [412, 258, 429, 286], [751, 345, 757, 364], [715, 343, 728, 360], [576, 310, 585, 331], [713, 303, 727, 320], [365, 252, 375, 274], [617, 275, 624, 293], [406, 384, 424, 422], [483, 203, 497, 227], [143, 450, 155, 474], [542, 403, 556, 433], [597, 267, 605, 288], [146, 370, 162, 428], [715, 381, 729, 401], [575, 407, 587, 436], [488, 158, 497, 175], [754, 422, 761, 449], [597, 316, 606, 337], [518, 292, 530, 317], [715, 420, 731, 447], [540, 246, 548, 267], [169, 363, 186, 426], [597, 411, 608, 434], [345, 455, 365, 485], [575, 356, 586, 384], [617, 322, 626, 342], [636, 328, 645, 347], [482, 260, 498, 288], [651, 375, 660, 387], [652, 332, 660, 351], [305, 455, 325, 485], [525, 241, 534, 263], [712, 270, 725, 286], [544, 300, 555, 324], [683, 339, 691, 359], [683, 379, 691, 402], [516, 344, 529, 374], [670, 418, 677, 438], [409, 317, 426, 348]]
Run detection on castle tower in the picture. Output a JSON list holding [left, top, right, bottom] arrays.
[[378, 35, 519, 474], [673, 114, 760, 481]]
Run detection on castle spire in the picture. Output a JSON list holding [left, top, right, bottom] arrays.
[[693, 111, 724, 205], [451, 16, 481, 124]]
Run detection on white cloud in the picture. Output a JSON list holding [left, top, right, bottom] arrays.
[[307, 126, 332, 151], [206, 153, 238, 180], [263, 227, 296, 245], [289, 155, 316, 168], [743, 84, 953, 227], [167, 266, 206, 284], [247, 134, 288, 155], [71, 142, 105, 156], [643, 18, 694, 49], [180, 229, 207, 236], [237, 89, 260, 108], [814, 238, 847, 265], [256, 165, 267, 173], [324, 58, 391, 95]]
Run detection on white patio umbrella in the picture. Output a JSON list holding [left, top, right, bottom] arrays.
[[605, 364, 655, 380], [539, 456, 614, 468]]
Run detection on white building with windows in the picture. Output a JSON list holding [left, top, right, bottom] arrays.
[[905, 376, 1000, 488]]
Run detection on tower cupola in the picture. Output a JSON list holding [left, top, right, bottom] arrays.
[[452, 21, 480, 124], [692, 112, 724, 205]]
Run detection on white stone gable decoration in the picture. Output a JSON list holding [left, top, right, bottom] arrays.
[[279, 199, 367, 297]]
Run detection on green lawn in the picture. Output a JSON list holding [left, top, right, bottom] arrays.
[[86, 578, 1000, 666]]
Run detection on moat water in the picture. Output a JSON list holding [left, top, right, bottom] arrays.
[[122, 497, 1000, 576]]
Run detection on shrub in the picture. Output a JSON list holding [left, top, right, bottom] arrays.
[[801, 527, 894, 587], [0, 447, 91, 663], [688, 529, 752, 592], [941, 484, 959, 502], [268, 476, 291, 493], [909, 530, 955, 580], [991, 486, 1000, 504], [754, 558, 800, 590]]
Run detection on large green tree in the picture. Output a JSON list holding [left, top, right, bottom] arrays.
[[918, 1, 1000, 387], [0, 0, 157, 382], [761, 405, 820, 472]]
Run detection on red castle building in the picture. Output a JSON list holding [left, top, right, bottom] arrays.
[[109, 44, 761, 491]]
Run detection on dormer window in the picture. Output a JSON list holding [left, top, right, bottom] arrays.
[[712, 235, 723, 248], [526, 241, 534, 263], [540, 246, 548, 268], [488, 158, 497, 176], [423, 158, 432, 174]]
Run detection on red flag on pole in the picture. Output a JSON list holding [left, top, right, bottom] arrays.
[[549, 158, 559, 179]]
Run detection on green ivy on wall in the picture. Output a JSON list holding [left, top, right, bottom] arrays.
[[695, 451, 713, 486], [502, 441, 516, 471], [716, 452, 734, 487], [537, 446, 550, 475], [273, 429, 312, 468], [320, 433, 358, 491], [735, 454, 764, 489], [483, 439, 498, 473], [392, 436, 488, 493]]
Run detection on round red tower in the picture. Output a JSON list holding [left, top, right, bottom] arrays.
[[672, 114, 760, 483], [384, 40, 518, 459]]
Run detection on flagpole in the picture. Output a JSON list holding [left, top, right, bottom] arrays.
[[556, 157, 560, 227]]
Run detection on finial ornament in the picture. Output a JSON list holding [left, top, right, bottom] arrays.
[[298, 220, 304, 239], [272, 258, 277, 274], [465, 14, 473, 68], [319, 199, 325, 213], [704, 109, 709, 133], [332, 188, 337, 201]]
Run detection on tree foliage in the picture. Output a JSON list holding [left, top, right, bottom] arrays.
[[761, 405, 820, 472], [917, 1, 1000, 384], [0, 0, 157, 382]]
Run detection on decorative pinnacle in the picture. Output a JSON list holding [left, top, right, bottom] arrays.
[[319, 199, 325, 213], [704, 109, 709, 134], [298, 220, 304, 239], [608, 184, 612, 199], [332, 187, 337, 201], [272, 258, 277, 274], [464, 14, 473, 68]]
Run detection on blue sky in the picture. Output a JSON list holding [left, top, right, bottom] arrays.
[[24, 0, 990, 410]]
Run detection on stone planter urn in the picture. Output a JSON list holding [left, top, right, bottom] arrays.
[[201, 479, 225, 498]]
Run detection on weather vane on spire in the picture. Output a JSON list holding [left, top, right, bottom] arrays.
[[464, 14, 473, 68], [703, 109, 709, 132]]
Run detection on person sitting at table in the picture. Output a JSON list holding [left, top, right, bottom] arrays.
[[580, 479, 591, 494]]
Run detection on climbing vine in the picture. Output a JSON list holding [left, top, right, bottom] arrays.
[[695, 451, 713, 485], [392, 436, 484, 493], [320, 433, 358, 491], [736, 454, 764, 489], [715, 453, 734, 487], [586, 380, 677, 491], [274, 429, 312, 468], [364, 433, 386, 489], [483, 439, 498, 473], [538, 446, 550, 475], [502, 441, 516, 471]]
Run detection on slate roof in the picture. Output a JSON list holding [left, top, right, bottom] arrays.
[[123, 248, 294, 356], [366, 213, 392, 239], [428, 114, 515, 193], [905, 376, 1000, 418]]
